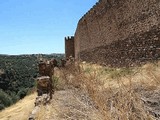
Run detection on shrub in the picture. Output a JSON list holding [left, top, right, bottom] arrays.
[[0, 104, 5, 110], [0, 89, 13, 109], [52, 76, 59, 89], [17, 88, 28, 99]]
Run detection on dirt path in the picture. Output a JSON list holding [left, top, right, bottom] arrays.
[[35, 88, 103, 120]]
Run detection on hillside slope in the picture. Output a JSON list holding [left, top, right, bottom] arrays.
[[0, 61, 160, 120], [0, 93, 36, 120], [0, 89, 103, 120], [0, 54, 64, 110]]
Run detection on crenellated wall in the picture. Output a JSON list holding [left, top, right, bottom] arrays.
[[74, 0, 160, 67]]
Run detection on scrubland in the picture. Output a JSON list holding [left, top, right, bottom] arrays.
[[1, 61, 160, 120], [60, 61, 160, 120]]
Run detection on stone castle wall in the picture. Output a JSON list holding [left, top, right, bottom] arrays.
[[74, 0, 160, 67]]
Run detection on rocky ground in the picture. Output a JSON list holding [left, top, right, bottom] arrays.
[[141, 86, 160, 119]]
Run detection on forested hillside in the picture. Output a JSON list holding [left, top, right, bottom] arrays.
[[0, 54, 64, 110]]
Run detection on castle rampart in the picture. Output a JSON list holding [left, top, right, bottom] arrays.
[[73, 0, 160, 67]]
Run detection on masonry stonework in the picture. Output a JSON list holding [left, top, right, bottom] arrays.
[[72, 0, 160, 67], [65, 36, 75, 59]]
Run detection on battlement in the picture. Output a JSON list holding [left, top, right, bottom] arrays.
[[79, 1, 99, 22], [65, 36, 74, 41], [78, 0, 127, 24], [79, 0, 110, 23]]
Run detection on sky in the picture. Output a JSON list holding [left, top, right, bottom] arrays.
[[0, 0, 97, 55]]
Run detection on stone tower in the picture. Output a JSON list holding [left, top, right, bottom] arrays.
[[65, 36, 75, 59]]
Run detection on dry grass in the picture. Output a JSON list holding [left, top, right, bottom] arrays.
[[1, 61, 160, 120], [0, 93, 36, 120], [61, 61, 160, 120]]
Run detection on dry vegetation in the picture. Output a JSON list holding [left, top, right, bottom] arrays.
[[1, 61, 160, 120], [0, 93, 36, 120], [59, 61, 160, 120]]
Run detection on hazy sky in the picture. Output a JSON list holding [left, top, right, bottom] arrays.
[[0, 0, 97, 55]]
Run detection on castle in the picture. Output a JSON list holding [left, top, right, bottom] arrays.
[[65, 0, 160, 67]]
